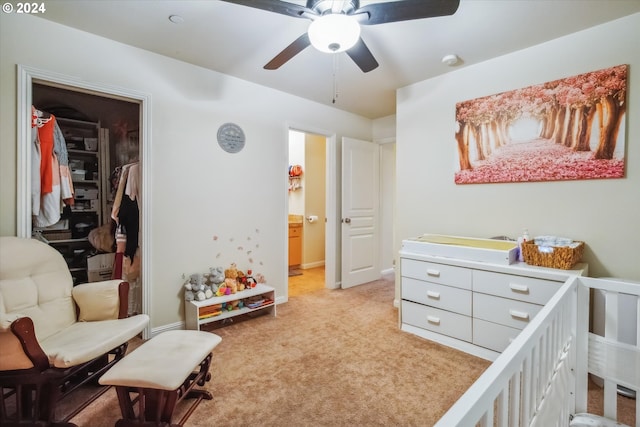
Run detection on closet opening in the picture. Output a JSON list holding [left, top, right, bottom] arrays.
[[17, 65, 150, 336]]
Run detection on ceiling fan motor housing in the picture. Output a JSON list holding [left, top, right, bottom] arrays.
[[308, 0, 358, 15]]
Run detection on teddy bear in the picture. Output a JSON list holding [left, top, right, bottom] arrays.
[[184, 275, 200, 301], [224, 277, 238, 294], [224, 263, 238, 280], [236, 270, 246, 291], [209, 266, 225, 285], [185, 274, 210, 301], [183, 279, 196, 301]]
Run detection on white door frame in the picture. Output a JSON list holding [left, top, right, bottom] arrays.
[[286, 123, 338, 291], [16, 65, 152, 339]]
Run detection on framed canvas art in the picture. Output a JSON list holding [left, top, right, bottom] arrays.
[[454, 64, 627, 184]]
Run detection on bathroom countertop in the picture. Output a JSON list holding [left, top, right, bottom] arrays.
[[288, 214, 303, 224]]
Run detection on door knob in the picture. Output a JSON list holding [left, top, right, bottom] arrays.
[[344, 218, 351, 224]]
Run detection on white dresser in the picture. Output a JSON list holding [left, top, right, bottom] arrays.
[[399, 249, 588, 360]]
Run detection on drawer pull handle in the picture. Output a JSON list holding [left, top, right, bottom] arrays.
[[426, 290, 440, 300], [427, 315, 440, 325], [509, 283, 530, 293], [426, 269, 441, 277], [509, 309, 530, 321]]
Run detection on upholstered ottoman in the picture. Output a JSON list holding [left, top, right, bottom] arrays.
[[99, 330, 222, 427]]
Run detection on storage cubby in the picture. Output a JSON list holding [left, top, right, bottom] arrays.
[[185, 284, 276, 330]]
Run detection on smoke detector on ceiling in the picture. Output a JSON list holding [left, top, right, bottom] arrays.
[[442, 54, 460, 66]]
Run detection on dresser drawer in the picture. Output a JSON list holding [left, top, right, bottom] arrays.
[[473, 270, 561, 305], [473, 293, 542, 330], [473, 318, 521, 353], [402, 300, 472, 342], [401, 258, 472, 290], [402, 277, 472, 316]]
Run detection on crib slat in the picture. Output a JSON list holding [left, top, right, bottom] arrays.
[[604, 291, 619, 420], [509, 371, 520, 427], [522, 354, 532, 423], [495, 388, 508, 427]]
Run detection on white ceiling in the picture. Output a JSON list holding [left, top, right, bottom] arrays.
[[38, 0, 640, 119]]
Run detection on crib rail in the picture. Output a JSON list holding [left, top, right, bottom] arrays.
[[574, 277, 640, 424], [435, 276, 579, 427], [435, 275, 640, 427]]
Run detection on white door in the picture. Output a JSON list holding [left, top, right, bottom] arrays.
[[341, 137, 380, 288]]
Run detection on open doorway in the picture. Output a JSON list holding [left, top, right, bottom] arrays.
[[17, 65, 151, 338], [31, 82, 142, 312], [287, 129, 326, 296]]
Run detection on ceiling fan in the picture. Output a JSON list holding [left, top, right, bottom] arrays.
[[220, 0, 461, 73]]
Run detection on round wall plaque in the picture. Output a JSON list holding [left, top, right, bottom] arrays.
[[217, 122, 245, 153]]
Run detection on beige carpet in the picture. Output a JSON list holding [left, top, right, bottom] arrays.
[[68, 275, 636, 427], [70, 277, 490, 426]]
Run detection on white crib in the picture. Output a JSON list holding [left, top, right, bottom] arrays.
[[435, 275, 639, 427]]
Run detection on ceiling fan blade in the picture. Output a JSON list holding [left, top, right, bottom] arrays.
[[346, 38, 379, 73], [264, 33, 311, 70], [356, 0, 460, 25], [219, 0, 311, 19]]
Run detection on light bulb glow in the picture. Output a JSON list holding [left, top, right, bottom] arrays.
[[308, 14, 360, 53]]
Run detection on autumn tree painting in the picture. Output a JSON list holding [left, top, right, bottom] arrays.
[[454, 64, 627, 184]]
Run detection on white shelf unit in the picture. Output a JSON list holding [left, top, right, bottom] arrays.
[[185, 284, 276, 330]]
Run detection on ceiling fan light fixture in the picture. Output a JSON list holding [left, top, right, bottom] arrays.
[[308, 14, 361, 53]]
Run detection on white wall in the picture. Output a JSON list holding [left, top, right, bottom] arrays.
[[396, 13, 640, 283], [373, 115, 396, 142], [0, 14, 372, 331]]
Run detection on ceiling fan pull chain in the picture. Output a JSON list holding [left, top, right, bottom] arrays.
[[332, 53, 339, 104]]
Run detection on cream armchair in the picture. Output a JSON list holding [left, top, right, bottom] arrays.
[[0, 236, 149, 427]]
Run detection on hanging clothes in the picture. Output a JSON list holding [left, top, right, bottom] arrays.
[[31, 106, 74, 228], [110, 162, 140, 262]]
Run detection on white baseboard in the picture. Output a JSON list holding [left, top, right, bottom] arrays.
[[381, 267, 395, 279], [301, 260, 325, 269], [151, 321, 184, 337]]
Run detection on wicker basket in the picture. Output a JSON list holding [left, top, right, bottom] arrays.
[[521, 240, 584, 270]]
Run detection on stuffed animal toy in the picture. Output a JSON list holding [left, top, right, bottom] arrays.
[[190, 274, 205, 292], [184, 284, 195, 301], [215, 283, 227, 297], [183, 278, 195, 301], [224, 263, 238, 280], [236, 270, 247, 291], [203, 284, 214, 299], [209, 266, 225, 285], [246, 269, 257, 288], [224, 277, 238, 294]]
